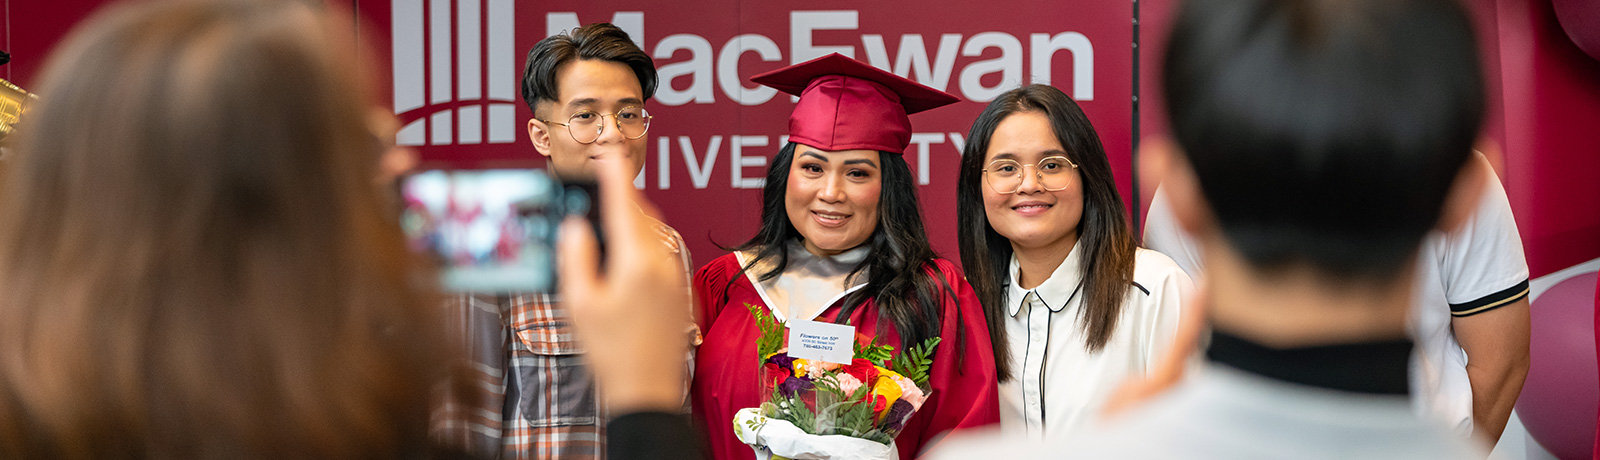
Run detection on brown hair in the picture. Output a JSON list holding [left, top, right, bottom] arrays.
[[0, 0, 450, 458]]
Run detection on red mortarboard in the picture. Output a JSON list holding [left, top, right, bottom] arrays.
[[751, 53, 960, 154]]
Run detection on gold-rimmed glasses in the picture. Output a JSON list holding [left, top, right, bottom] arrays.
[[982, 156, 1078, 194], [537, 106, 651, 144]]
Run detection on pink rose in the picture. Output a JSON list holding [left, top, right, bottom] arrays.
[[833, 373, 864, 397], [890, 374, 926, 410]]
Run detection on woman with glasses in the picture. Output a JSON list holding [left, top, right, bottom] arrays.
[[691, 54, 1000, 460], [955, 84, 1192, 440]]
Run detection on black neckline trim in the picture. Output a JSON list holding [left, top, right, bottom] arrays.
[[1206, 329, 1412, 395]]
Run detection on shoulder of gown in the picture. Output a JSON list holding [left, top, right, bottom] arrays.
[[693, 253, 746, 328]]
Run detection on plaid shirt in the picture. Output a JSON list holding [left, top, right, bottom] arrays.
[[434, 222, 694, 460]]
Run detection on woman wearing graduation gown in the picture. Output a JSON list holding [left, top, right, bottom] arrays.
[[691, 54, 1001, 460]]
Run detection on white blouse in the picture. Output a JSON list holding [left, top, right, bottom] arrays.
[[998, 240, 1193, 440]]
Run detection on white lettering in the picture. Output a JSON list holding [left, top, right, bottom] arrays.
[[681, 136, 723, 189], [545, 12, 643, 45], [791, 11, 858, 63], [861, 33, 962, 92], [908, 133, 945, 185], [949, 132, 966, 153], [959, 32, 1024, 102], [654, 34, 715, 105], [718, 35, 783, 106], [731, 135, 770, 189], [657, 137, 671, 190], [1030, 32, 1094, 101]]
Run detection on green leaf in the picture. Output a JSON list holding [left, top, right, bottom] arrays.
[[767, 384, 818, 434], [890, 337, 942, 387], [850, 334, 896, 364], [747, 303, 788, 358]]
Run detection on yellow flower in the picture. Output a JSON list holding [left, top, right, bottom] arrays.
[[872, 375, 903, 419], [792, 359, 809, 378]]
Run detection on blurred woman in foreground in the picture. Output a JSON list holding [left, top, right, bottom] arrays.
[[0, 1, 454, 458]]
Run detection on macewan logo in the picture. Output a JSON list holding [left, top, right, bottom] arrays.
[[385, 4, 1096, 174], [390, 0, 519, 147]]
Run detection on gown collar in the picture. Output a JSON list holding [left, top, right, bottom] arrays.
[[736, 240, 870, 322]]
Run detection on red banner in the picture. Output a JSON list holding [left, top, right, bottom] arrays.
[[353, 0, 1135, 269]]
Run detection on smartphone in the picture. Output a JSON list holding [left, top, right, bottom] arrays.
[[399, 169, 600, 293]]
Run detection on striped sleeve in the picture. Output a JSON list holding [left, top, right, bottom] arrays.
[[1449, 279, 1530, 317]]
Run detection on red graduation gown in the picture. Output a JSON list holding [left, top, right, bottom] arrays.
[[690, 253, 1000, 460]]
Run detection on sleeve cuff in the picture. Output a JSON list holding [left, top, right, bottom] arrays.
[[1449, 279, 1530, 317]]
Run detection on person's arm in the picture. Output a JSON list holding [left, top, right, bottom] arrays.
[[1141, 186, 1204, 278], [1437, 153, 1530, 445], [1453, 296, 1530, 443], [558, 158, 705, 460]]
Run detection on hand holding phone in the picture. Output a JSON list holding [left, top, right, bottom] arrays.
[[399, 169, 600, 293], [557, 158, 691, 416]]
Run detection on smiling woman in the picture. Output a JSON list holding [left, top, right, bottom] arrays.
[[784, 145, 884, 257], [955, 84, 1192, 441], [690, 54, 1001, 460]]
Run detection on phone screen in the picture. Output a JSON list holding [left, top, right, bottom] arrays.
[[400, 169, 563, 293]]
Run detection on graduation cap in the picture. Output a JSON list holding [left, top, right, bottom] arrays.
[[751, 53, 959, 155]]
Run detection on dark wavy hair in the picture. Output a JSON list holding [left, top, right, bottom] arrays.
[[728, 142, 958, 353], [520, 22, 657, 115], [956, 85, 1136, 381]]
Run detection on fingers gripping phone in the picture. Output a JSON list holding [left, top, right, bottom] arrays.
[[400, 169, 601, 293]]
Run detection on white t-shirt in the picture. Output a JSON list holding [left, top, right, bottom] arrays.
[[998, 240, 1193, 440], [1140, 159, 1529, 435]]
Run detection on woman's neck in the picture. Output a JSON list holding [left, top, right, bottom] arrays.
[[1011, 232, 1078, 290], [800, 239, 862, 259]]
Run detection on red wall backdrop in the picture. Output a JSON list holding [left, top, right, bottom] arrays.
[[344, 0, 1134, 269], [4, 0, 1597, 276]]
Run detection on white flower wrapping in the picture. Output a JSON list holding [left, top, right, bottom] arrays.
[[733, 408, 901, 460]]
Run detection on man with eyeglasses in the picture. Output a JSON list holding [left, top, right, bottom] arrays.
[[433, 22, 696, 460]]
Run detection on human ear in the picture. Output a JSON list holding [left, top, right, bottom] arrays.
[[528, 118, 554, 158]]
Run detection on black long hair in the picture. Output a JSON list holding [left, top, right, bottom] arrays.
[[956, 85, 1136, 381], [729, 142, 956, 353]]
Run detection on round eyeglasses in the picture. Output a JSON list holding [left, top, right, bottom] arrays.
[[538, 106, 651, 144], [982, 156, 1079, 194]]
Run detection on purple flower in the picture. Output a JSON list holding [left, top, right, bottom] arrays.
[[777, 376, 814, 397], [881, 399, 915, 432], [769, 353, 795, 370]]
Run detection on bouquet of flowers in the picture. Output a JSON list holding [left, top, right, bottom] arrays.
[[733, 304, 940, 460]]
